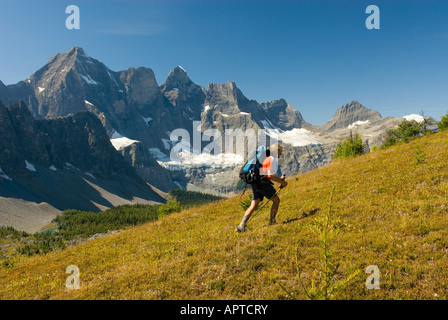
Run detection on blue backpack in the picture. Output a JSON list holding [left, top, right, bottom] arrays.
[[239, 145, 270, 185]]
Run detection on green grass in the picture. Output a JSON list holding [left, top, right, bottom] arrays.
[[1, 131, 448, 299], [168, 189, 224, 208], [0, 191, 223, 263]]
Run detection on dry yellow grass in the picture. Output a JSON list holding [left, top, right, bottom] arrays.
[[1, 131, 448, 300]]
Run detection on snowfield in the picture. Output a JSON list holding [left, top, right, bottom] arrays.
[[264, 128, 322, 147], [149, 147, 244, 170]]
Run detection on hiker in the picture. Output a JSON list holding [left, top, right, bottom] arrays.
[[237, 143, 287, 232]]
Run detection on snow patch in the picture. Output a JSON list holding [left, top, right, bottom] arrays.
[[178, 65, 186, 72], [49, 165, 57, 171], [263, 127, 322, 147], [162, 139, 171, 150], [84, 100, 94, 106], [261, 119, 276, 129], [403, 114, 425, 123], [174, 181, 182, 189], [84, 172, 96, 179], [180, 151, 243, 167], [110, 129, 139, 150], [260, 119, 321, 147], [203, 105, 210, 112], [65, 163, 77, 170], [110, 136, 140, 150], [64, 163, 82, 172], [240, 112, 250, 115], [38, 87, 45, 93], [220, 113, 230, 117], [151, 146, 244, 171], [348, 120, 370, 129], [149, 148, 172, 162], [25, 160, 36, 172], [80, 74, 98, 85], [142, 116, 152, 125], [0, 167, 12, 181], [107, 71, 119, 86]]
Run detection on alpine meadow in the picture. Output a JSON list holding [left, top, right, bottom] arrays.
[[1, 129, 448, 300]]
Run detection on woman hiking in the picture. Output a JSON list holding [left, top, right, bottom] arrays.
[[236, 143, 287, 232]]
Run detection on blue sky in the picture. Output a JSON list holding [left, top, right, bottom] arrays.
[[0, 0, 447, 125]]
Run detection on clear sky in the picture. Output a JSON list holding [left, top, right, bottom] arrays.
[[0, 0, 447, 125]]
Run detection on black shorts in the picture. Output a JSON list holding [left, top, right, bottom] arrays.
[[252, 182, 277, 201]]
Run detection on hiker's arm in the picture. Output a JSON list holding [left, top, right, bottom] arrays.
[[267, 174, 288, 187]]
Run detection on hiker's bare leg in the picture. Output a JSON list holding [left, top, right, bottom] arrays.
[[270, 196, 280, 224], [239, 199, 261, 228], [244, 199, 261, 220]]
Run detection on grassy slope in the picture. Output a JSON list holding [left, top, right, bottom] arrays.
[[1, 131, 448, 300]]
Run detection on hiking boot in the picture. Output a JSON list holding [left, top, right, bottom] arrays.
[[236, 224, 247, 232]]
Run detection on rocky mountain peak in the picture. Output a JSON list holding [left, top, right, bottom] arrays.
[[0, 81, 8, 99], [339, 100, 373, 113], [161, 66, 206, 121], [322, 100, 382, 132], [163, 66, 192, 91], [68, 46, 86, 55], [172, 65, 188, 76], [205, 82, 249, 111], [21, 47, 125, 118], [37, 47, 96, 77]]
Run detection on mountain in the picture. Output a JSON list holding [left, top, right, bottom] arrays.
[[321, 100, 382, 132], [2, 47, 172, 147], [0, 100, 165, 233], [201, 81, 311, 133], [1, 47, 194, 191], [0, 47, 320, 194], [317, 100, 402, 149], [161, 65, 206, 121], [0, 47, 404, 196], [2, 129, 448, 300]]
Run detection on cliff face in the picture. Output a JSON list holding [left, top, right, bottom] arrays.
[[0, 100, 26, 172], [0, 101, 132, 180], [0, 101, 165, 232], [118, 141, 177, 192]]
